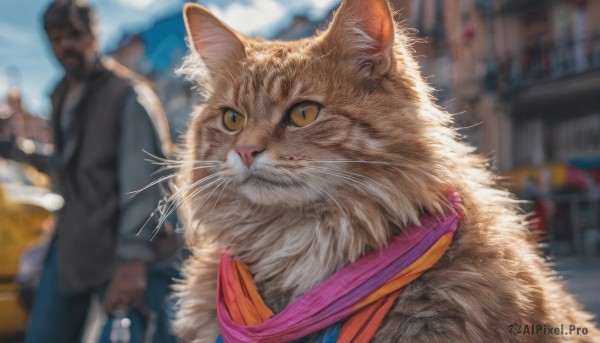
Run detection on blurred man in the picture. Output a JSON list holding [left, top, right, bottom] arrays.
[[26, 1, 180, 342]]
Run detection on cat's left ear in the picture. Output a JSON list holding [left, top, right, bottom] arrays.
[[322, 0, 395, 76], [183, 3, 246, 82]]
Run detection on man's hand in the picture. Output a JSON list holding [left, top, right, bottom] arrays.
[[104, 260, 146, 314]]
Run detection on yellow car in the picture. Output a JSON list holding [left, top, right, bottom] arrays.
[[0, 158, 62, 339]]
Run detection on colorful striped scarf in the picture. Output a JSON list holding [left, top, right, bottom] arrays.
[[216, 199, 460, 343]]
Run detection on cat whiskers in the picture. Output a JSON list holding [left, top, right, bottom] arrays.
[[191, 176, 229, 214], [297, 170, 346, 215], [305, 159, 411, 168], [303, 166, 371, 190], [302, 49, 332, 71], [143, 149, 219, 168], [208, 179, 230, 218], [304, 159, 419, 185], [279, 168, 316, 211], [129, 163, 219, 198], [134, 152, 220, 197], [140, 172, 221, 238], [188, 177, 233, 229]]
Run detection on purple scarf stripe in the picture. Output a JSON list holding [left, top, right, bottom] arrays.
[[312, 216, 459, 321]]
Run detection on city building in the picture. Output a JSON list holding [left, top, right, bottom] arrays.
[[393, 0, 600, 256], [0, 88, 53, 173]]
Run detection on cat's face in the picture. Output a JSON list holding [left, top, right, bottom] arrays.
[[182, 0, 442, 214]]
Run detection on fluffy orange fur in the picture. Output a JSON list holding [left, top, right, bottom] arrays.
[[173, 0, 599, 341]]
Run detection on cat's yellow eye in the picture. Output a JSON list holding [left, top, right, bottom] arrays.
[[222, 109, 245, 132], [288, 102, 320, 127]]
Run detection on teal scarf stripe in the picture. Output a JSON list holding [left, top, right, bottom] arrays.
[[317, 322, 342, 343]]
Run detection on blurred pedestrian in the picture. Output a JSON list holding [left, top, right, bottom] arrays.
[[25, 1, 180, 342]]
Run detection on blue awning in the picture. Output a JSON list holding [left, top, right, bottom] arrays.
[[139, 13, 188, 72]]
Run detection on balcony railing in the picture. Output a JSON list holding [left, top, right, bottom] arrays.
[[484, 33, 600, 91]]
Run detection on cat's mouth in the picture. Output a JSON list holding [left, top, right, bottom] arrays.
[[242, 173, 289, 187], [236, 170, 321, 205]]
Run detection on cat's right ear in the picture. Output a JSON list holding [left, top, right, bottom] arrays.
[[183, 4, 246, 80], [321, 0, 395, 77]]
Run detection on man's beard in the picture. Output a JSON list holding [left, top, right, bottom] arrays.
[[60, 50, 89, 80]]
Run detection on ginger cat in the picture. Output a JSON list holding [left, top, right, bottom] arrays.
[[173, 0, 598, 341]]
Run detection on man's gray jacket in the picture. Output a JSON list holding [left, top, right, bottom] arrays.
[[51, 58, 177, 294]]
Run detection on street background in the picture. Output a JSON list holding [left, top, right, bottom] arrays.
[[1, 0, 599, 340]]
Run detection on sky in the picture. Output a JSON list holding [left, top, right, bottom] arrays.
[[0, 0, 339, 116]]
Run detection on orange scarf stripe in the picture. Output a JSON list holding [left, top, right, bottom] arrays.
[[338, 232, 454, 341], [338, 292, 401, 343], [350, 232, 454, 312], [221, 257, 273, 325]]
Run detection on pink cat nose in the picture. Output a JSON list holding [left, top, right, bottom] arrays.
[[235, 145, 265, 168]]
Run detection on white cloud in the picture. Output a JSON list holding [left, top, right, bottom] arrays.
[[113, 0, 156, 10], [0, 22, 36, 49], [207, 0, 286, 36], [203, 0, 340, 38]]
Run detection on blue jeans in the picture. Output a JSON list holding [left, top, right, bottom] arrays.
[[25, 239, 179, 343]]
